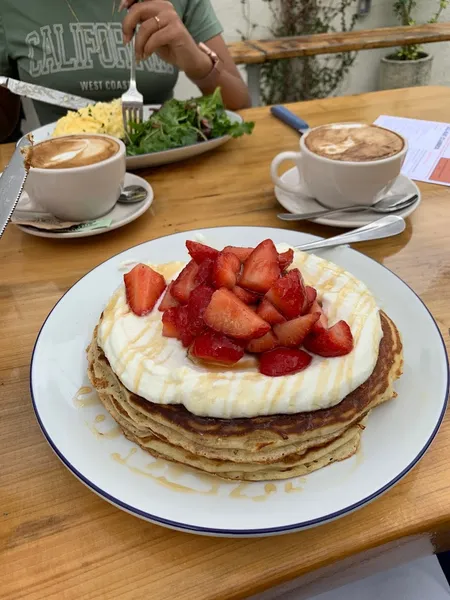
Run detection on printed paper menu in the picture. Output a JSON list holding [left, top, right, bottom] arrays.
[[374, 115, 450, 186]]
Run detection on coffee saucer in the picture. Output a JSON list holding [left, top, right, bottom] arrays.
[[14, 173, 153, 239], [275, 167, 421, 228]]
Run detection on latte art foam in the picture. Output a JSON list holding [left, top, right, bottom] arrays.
[[28, 135, 120, 169], [305, 124, 404, 162]]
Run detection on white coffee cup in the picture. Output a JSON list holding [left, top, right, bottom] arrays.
[[25, 133, 126, 222], [271, 123, 408, 209]]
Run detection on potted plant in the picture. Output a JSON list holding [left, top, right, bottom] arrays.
[[380, 0, 449, 90]]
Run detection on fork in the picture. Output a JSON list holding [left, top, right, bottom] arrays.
[[121, 35, 143, 135]]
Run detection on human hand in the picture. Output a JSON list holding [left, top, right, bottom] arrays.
[[121, 0, 212, 79]]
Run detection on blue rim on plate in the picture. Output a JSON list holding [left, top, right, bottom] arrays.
[[29, 227, 450, 536]]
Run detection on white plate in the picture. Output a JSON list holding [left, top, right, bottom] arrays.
[[275, 168, 421, 228], [28, 105, 243, 170], [14, 173, 153, 239], [30, 227, 449, 537]]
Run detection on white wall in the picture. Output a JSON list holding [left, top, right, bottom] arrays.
[[174, 0, 450, 100]]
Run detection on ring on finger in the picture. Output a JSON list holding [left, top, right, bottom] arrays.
[[153, 15, 161, 30]]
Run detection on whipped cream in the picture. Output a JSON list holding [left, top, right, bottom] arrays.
[[97, 246, 382, 418]]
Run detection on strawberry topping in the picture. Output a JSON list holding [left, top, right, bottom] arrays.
[[278, 248, 294, 271], [273, 313, 320, 348], [309, 300, 328, 333], [232, 285, 260, 305], [223, 246, 254, 262], [190, 329, 245, 366], [265, 268, 306, 319], [186, 240, 219, 263], [154, 238, 356, 377], [124, 263, 166, 317], [246, 331, 279, 353], [259, 348, 312, 377], [171, 260, 200, 304], [213, 251, 241, 289], [158, 282, 180, 312], [239, 239, 280, 293], [304, 320, 354, 357], [256, 298, 286, 325], [203, 288, 270, 340]]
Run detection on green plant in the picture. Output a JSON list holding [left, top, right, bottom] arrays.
[[392, 0, 449, 60], [240, 0, 358, 104]]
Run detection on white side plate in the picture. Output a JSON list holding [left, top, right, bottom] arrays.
[[27, 106, 244, 169]]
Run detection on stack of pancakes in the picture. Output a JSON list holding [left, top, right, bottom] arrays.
[[87, 311, 403, 481]]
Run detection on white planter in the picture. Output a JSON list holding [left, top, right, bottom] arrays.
[[380, 52, 433, 90]]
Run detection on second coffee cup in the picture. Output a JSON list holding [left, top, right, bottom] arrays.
[[271, 123, 407, 209]]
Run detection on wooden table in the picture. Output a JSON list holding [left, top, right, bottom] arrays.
[[1, 86, 450, 600]]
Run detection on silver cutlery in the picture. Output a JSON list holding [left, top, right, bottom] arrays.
[[278, 193, 418, 222], [118, 185, 148, 204], [121, 35, 144, 135], [294, 215, 405, 252], [0, 137, 32, 238], [0, 76, 93, 110]]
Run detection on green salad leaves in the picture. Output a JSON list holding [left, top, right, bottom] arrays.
[[125, 88, 254, 156]]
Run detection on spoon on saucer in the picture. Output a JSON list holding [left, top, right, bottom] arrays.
[[278, 193, 418, 222], [117, 185, 148, 204]]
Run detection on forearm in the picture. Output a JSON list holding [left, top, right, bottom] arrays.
[[183, 50, 251, 111], [193, 69, 251, 111]]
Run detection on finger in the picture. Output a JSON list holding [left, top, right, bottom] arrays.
[[142, 25, 178, 59], [119, 0, 132, 11], [134, 16, 163, 59], [122, 2, 163, 44]]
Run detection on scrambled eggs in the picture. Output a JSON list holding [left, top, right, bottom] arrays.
[[52, 99, 125, 139]]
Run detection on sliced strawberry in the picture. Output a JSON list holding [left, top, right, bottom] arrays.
[[223, 246, 254, 262], [265, 268, 306, 319], [186, 284, 214, 337], [259, 348, 312, 377], [162, 307, 181, 338], [278, 248, 294, 271], [176, 306, 196, 347], [158, 282, 179, 312], [246, 331, 279, 353], [273, 313, 320, 348], [186, 240, 219, 264], [124, 263, 166, 317], [213, 251, 241, 289], [304, 320, 354, 357], [171, 260, 200, 304], [203, 288, 270, 340], [232, 285, 260, 305], [190, 330, 244, 366], [309, 300, 328, 333], [256, 298, 286, 325], [239, 239, 280, 293], [302, 286, 318, 314], [194, 257, 215, 286]]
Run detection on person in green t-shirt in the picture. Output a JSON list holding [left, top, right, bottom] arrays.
[[0, 0, 250, 140]]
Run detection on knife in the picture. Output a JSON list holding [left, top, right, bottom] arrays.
[[0, 76, 93, 110], [270, 105, 310, 135], [0, 137, 31, 238]]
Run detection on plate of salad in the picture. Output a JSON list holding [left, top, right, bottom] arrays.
[[28, 89, 254, 170]]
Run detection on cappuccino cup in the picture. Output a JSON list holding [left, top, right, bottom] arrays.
[[271, 123, 407, 209], [25, 133, 126, 221]]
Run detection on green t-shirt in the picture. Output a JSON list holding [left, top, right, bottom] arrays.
[[0, 0, 222, 125]]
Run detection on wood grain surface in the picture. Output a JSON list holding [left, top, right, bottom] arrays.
[[229, 23, 450, 64], [1, 86, 450, 600]]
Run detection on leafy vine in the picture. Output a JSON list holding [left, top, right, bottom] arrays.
[[240, 0, 359, 104]]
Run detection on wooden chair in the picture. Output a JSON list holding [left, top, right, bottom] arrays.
[[227, 23, 450, 105]]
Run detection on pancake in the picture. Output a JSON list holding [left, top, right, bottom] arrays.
[[87, 310, 403, 481]]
